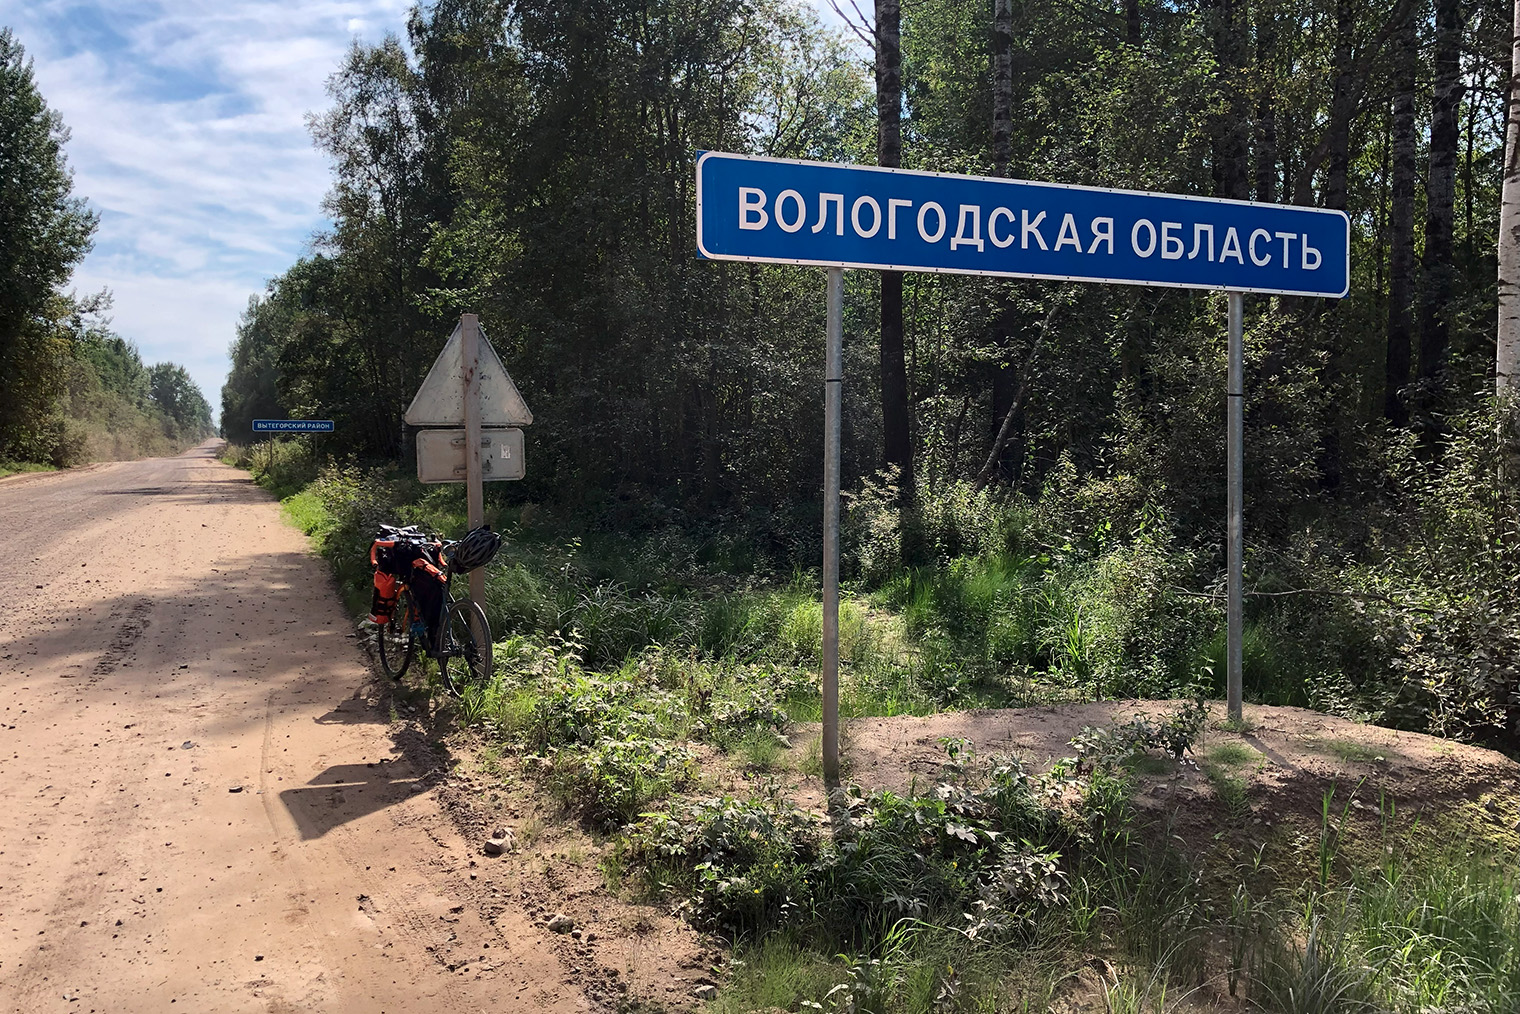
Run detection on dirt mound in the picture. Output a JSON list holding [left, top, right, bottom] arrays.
[[780, 702, 1520, 845]]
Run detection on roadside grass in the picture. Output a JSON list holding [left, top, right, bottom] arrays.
[[0, 460, 56, 479], [1201, 742, 1258, 825], [1308, 737, 1389, 765], [233, 454, 1520, 1013]]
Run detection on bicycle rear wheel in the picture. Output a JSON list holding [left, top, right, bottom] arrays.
[[439, 599, 492, 696], [377, 588, 416, 680]]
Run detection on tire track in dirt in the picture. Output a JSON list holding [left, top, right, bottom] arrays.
[[92, 599, 152, 678]]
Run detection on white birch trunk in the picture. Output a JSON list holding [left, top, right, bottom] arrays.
[[1500, 0, 1520, 474]]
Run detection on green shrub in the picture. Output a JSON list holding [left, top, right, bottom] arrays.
[[627, 746, 1065, 944], [548, 736, 697, 829], [568, 583, 699, 669]]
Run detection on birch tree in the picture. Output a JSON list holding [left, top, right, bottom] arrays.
[[1500, 0, 1520, 476]]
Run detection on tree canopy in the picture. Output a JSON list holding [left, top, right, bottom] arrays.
[[228, 0, 1512, 519]]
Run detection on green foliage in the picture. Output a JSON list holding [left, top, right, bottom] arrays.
[[0, 28, 98, 460], [213, 0, 1519, 756], [0, 34, 212, 471], [13, 300, 217, 466], [147, 362, 213, 438], [1249, 848, 1520, 1014], [1069, 698, 1209, 775], [627, 747, 1066, 945], [0, 460, 53, 479]]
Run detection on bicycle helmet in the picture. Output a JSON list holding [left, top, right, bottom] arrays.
[[448, 525, 502, 573]]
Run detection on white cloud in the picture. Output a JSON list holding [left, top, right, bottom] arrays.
[[1, 0, 411, 406]]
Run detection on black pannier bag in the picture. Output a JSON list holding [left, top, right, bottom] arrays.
[[370, 534, 448, 640]]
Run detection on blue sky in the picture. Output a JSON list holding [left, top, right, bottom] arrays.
[[3, 1, 855, 419]]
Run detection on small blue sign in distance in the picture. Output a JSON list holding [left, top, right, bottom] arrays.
[[252, 419, 335, 433], [696, 152, 1349, 298]]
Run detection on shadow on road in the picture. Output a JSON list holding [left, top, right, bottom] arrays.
[[91, 473, 272, 508], [12, 541, 451, 843], [314, 692, 392, 726], [279, 761, 425, 840]]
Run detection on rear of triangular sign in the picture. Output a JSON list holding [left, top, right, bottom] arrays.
[[404, 322, 533, 427]]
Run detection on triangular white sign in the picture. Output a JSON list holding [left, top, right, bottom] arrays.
[[404, 323, 533, 427]]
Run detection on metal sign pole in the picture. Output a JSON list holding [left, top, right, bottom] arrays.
[[461, 313, 486, 607], [1226, 291, 1244, 723], [822, 267, 843, 784]]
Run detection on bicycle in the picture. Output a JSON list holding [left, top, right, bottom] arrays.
[[372, 524, 493, 696]]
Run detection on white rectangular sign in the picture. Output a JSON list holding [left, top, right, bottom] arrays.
[[416, 428, 525, 483]]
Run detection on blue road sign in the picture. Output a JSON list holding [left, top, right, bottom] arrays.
[[252, 419, 334, 433], [696, 152, 1349, 298]]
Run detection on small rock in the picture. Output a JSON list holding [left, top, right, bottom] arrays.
[[693, 985, 719, 1001], [181, 741, 194, 750], [228, 785, 244, 793], [254, 955, 264, 962], [545, 913, 574, 933], [492, 826, 509, 839], [570, 929, 583, 940], [483, 838, 508, 856]]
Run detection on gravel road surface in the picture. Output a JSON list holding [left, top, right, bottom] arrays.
[[0, 444, 584, 1012]]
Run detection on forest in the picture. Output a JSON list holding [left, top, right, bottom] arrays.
[[218, 0, 1518, 1009], [226, 0, 1518, 739], [0, 29, 214, 471]]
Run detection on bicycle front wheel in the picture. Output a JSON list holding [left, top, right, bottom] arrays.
[[439, 599, 492, 696], [377, 588, 416, 680]]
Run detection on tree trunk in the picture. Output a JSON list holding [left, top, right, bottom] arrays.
[[876, 0, 911, 491], [1385, 7, 1416, 427], [1254, 4, 1277, 203], [1322, 0, 1355, 211], [1211, 0, 1251, 200], [1126, 0, 1141, 45], [992, 0, 1012, 176], [1418, 0, 1461, 409], [988, 0, 1019, 485], [1500, 0, 1520, 477]]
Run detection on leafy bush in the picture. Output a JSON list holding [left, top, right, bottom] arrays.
[[547, 736, 697, 829], [627, 745, 1066, 944]]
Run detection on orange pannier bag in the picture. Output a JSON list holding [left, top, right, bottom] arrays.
[[369, 537, 402, 624], [369, 570, 399, 625]]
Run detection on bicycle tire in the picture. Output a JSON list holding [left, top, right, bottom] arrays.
[[377, 588, 416, 680], [439, 599, 492, 696]]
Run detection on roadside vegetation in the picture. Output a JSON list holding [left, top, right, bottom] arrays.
[[228, 435, 1520, 1012], [228, 429, 1518, 750], [0, 461, 54, 480]]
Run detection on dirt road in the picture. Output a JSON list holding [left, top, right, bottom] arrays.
[[0, 444, 586, 1012]]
